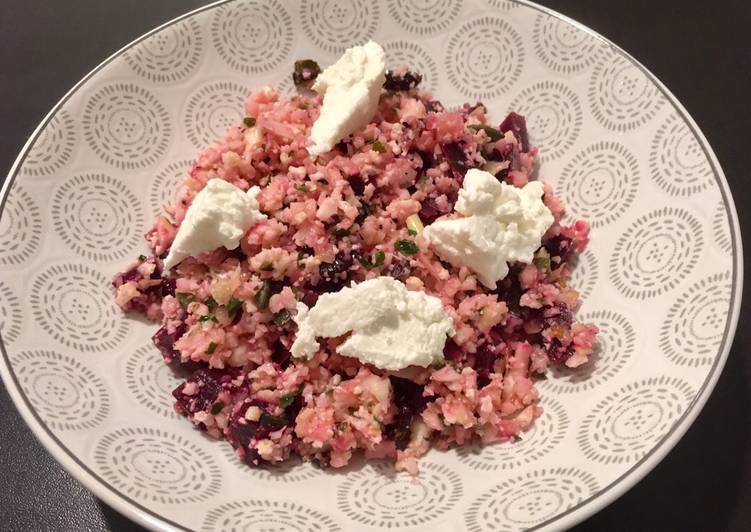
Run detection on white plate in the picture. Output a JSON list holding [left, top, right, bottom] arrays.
[[0, 1, 742, 531]]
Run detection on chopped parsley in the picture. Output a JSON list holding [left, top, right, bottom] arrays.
[[210, 403, 223, 415], [176, 292, 193, 309], [243, 116, 256, 127], [254, 281, 271, 310], [533, 257, 551, 271], [260, 412, 288, 427], [138, 254, 147, 261], [279, 391, 299, 409], [358, 250, 385, 269], [226, 297, 243, 317], [407, 228, 418, 236], [468, 124, 503, 142], [371, 139, 387, 153], [205, 342, 217, 354], [273, 309, 291, 327], [394, 239, 419, 256], [197, 315, 217, 323], [293, 183, 309, 193], [204, 296, 218, 311], [335, 421, 348, 432], [333, 228, 350, 238], [260, 261, 274, 271]]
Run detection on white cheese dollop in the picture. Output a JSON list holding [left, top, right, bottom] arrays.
[[307, 41, 386, 156], [423, 169, 554, 288], [291, 277, 454, 371], [163, 179, 266, 270]]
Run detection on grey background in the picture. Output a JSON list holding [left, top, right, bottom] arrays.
[[1, 0, 750, 530]]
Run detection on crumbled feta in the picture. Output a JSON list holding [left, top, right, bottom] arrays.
[[290, 277, 454, 371], [423, 169, 554, 288], [307, 41, 386, 155], [163, 179, 266, 270]]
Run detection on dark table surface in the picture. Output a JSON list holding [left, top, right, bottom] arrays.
[[2, 1, 750, 530]]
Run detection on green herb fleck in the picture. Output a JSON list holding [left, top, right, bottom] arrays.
[[260, 412, 288, 427], [333, 228, 350, 238], [243, 116, 256, 127], [468, 124, 503, 142], [138, 254, 147, 261], [533, 257, 551, 271], [260, 261, 274, 271], [357, 249, 385, 270], [205, 342, 217, 354], [408, 228, 418, 236], [373, 416, 385, 430], [394, 239, 419, 256], [294, 183, 309, 193], [198, 315, 217, 323], [371, 139, 387, 154], [279, 391, 299, 409], [273, 309, 291, 327], [438, 414, 449, 427], [204, 296, 218, 311], [317, 178, 329, 185], [254, 281, 271, 310], [335, 421, 347, 432], [176, 292, 193, 310], [210, 403, 223, 415], [226, 297, 243, 317]]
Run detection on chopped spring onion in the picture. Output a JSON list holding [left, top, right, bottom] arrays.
[[405, 214, 424, 236]]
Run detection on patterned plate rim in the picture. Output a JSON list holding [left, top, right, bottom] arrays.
[[0, 1, 743, 531]]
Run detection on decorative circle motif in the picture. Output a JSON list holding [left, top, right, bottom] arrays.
[[609, 208, 703, 299], [337, 462, 462, 528], [486, 0, 518, 9], [124, 18, 203, 83], [457, 398, 569, 471], [464, 468, 599, 531], [660, 272, 731, 367], [149, 159, 191, 218], [184, 81, 248, 150], [51, 173, 145, 261], [568, 249, 598, 300], [386, 0, 463, 36], [588, 52, 663, 132], [10, 350, 110, 430], [94, 427, 221, 504], [124, 344, 183, 418], [533, 14, 600, 75], [712, 201, 733, 255], [0, 183, 42, 267], [649, 113, 713, 196], [82, 83, 171, 170], [382, 40, 439, 92], [578, 377, 694, 464], [301, 0, 380, 55], [29, 263, 130, 352], [202, 499, 342, 532], [558, 142, 639, 227], [212, 0, 294, 75], [509, 81, 583, 161], [539, 310, 637, 394], [446, 16, 524, 102], [0, 281, 22, 344], [21, 110, 77, 177]]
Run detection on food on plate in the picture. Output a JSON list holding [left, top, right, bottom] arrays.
[[113, 41, 597, 474]]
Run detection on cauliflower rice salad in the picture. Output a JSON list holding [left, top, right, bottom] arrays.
[[113, 42, 598, 474]]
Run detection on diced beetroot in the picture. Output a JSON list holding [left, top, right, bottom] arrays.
[[443, 337, 463, 362], [152, 323, 187, 364], [499, 112, 529, 153], [387, 376, 429, 450], [473, 345, 497, 388]]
